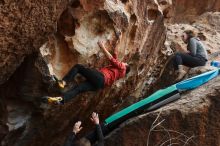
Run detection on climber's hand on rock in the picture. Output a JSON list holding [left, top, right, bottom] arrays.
[[98, 41, 105, 49], [98, 41, 113, 59], [115, 30, 122, 42], [73, 121, 83, 134], [90, 112, 99, 125]]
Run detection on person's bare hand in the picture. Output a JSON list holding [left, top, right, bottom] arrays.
[[97, 41, 104, 48], [73, 121, 83, 134], [90, 112, 99, 125]]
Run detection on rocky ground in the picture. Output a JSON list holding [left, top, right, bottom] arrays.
[[105, 75, 220, 146], [0, 0, 220, 146]]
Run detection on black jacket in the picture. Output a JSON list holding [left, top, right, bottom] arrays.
[[64, 124, 104, 146]]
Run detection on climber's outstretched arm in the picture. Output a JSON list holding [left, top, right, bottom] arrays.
[[64, 121, 83, 146], [98, 41, 113, 60]]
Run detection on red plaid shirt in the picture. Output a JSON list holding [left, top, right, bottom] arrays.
[[99, 53, 126, 86]]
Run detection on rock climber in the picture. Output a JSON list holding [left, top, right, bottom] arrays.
[[64, 112, 104, 146], [173, 30, 208, 81], [43, 35, 130, 104]]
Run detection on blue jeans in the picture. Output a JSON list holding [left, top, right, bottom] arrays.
[[62, 64, 104, 102]]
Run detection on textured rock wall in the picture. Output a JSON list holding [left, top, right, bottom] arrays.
[[0, 0, 68, 85], [0, 0, 168, 145], [103, 1, 220, 146], [0, 0, 220, 146], [0, 0, 69, 144]]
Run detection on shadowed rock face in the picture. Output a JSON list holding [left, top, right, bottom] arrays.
[[0, 0, 69, 85], [0, 0, 220, 146], [0, 0, 68, 144]]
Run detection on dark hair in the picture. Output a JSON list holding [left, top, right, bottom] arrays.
[[126, 65, 130, 74], [75, 138, 91, 146], [184, 30, 196, 41]]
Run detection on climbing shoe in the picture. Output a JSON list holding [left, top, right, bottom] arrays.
[[176, 70, 187, 81], [42, 96, 64, 105], [176, 65, 187, 82], [57, 80, 66, 89], [51, 75, 66, 89]]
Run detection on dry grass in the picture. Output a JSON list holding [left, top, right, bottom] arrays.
[[147, 110, 197, 146]]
